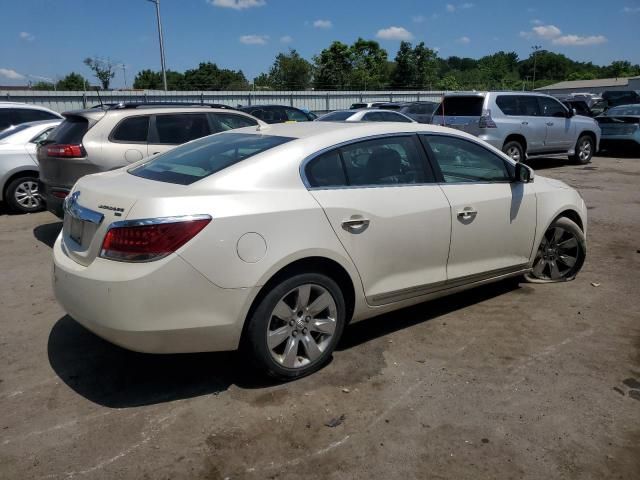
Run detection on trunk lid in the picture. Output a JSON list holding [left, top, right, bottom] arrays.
[[61, 169, 192, 266], [596, 116, 640, 135]]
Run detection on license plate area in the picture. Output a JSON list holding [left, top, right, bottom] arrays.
[[69, 216, 85, 245]]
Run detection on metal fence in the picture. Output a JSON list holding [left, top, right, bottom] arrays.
[[0, 90, 446, 113]]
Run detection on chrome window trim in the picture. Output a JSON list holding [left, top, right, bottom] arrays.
[[63, 192, 104, 225], [299, 132, 432, 190], [107, 214, 212, 229]]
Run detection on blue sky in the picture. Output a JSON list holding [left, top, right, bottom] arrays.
[[1, 0, 639, 88]]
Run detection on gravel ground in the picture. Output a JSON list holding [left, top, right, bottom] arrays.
[[1, 154, 639, 480]]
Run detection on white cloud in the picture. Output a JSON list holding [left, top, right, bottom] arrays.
[[19, 31, 34, 41], [208, 0, 265, 9], [457, 36, 471, 44], [239, 34, 269, 45], [460, 2, 474, 8], [622, 6, 640, 13], [530, 18, 543, 25], [0, 68, 25, 80], [280, 35, 293, 43], [376, 26, 413, 41], [521, 23, 607, 46], [532, 24, 562, 39], [412, 15, 425, 23], [313, 19, 332, 29], [446, 4, 455, 12], [447, 3, 473, 12], [552, 34, 607, 46]]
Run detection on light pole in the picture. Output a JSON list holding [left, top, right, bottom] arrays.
[[531, 45, 542, 91], [147, 0, 167, 91]]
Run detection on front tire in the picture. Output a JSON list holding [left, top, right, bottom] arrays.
[[244, 273, 346, 380], [570, 135, 594, 165], [503, 140, 524, 162], [5, 176, 44, 214], [526, 217, 586, 283]]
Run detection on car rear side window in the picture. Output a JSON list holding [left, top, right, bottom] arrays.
[[496, 95, 540, 116], [434, 96, 484, 116], [129, 132, 295, 185], [46, 116, 89, 144], [317, 111, 354, 121], [154, 113, 210, 144], [111, 116, 149, 143], [285, 108, 310, 122], [340, 136, 430, 186], [423, 135, 511, 183], [211, 113, 258, 132], [305, 150, 347, 188], [14, 109, 59, 123]]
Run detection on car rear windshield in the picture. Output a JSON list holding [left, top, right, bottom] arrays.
[[317, 111, 354, 121], [434, 96, 484, 116], [129, 132, 295, 185], [45, 116, 89, 144], [605, 105, 640, 116]]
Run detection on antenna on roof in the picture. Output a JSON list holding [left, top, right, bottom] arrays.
[[256, 121, 270, 132]]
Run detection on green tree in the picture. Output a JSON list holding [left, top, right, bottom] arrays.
[[391, 41, 414, 88], [31, 81, 54, 90], [349, 38, 389, 90], [412, 42, 439, 89], [133, 69, 185, 90], [56, 72, 87, 90], [181, 62, 248, 90], [313, 41, 353, 90], [253, 73, 272, 89], [83, 57, 116, 90], [267, 49, 312, 90]]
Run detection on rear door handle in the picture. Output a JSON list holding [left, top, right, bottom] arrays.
[[521, 121, 529, 125], [546, 122, 554, 126], [341, 217, 370, 232]]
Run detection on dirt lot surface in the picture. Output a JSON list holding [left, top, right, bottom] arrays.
[[1, 155, 639, 480]]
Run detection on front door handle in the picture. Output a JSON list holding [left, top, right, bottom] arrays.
[[342, 217, 370, 232], [457, 208, 478, 220], [521, 121, 529, 125], [546, 122, 554, 126]]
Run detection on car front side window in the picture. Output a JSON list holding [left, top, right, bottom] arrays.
[[538, 97, 568, 118], [423, 135, 512, 183]]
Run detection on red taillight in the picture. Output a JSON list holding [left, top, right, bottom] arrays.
[[46, 144, 85, 158], [100, 217, 211, 262], [52, 191, 69, 199], [478, 109, 497, 128]]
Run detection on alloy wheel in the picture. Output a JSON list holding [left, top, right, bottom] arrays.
[[506, 146, 521, 162], [531, 226, 580, 280], [14, 180, 42, 210], [578, 139, 592, 163], [266, 284, 337, 369]]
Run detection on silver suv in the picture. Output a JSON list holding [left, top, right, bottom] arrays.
[[432, 92, 601, 164], [38, 104, 261, 217]]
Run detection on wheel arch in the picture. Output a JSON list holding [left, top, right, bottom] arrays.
[[1, 168, 39, 201], [577, 130, 597, 148], [553, 208, 584, 232], [503, 134, 528, 153], [241, 255, 359, 344]]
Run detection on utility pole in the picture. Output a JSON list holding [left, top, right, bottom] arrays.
[[531, 45, 542, 91], [147, 0, 167, 91]]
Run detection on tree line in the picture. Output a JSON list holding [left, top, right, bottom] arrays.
[[32, 39, 640, 91]]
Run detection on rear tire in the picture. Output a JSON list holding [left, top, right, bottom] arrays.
[[525, 217, 586, 283], [570, 135, 594, 164], [244, 273, 346, 380], [503, 140, 524, 162], [5, 176, 44, 214]]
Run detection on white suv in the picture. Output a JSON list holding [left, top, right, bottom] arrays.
[[433, 92, 601, 164]]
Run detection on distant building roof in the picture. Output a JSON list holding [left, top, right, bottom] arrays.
[[536, 76, 640, 91]]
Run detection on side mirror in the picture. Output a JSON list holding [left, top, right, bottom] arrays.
[[515, 162, 534, 183], [567, 108, 575, 118]]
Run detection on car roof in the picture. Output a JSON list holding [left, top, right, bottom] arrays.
[[239, 105, 301, 109], [63, 106, 259, 119], [0, 102, 60, 112]]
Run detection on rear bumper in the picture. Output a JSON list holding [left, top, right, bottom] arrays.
[[40, 181, 69, 218], [599, 134, 640, 146], [53, 235, 258, 353]]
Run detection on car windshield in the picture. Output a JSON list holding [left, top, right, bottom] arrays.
[[605, 105, 640, 116], [317, 111, 354, 121], [129, 132, 295, 185]]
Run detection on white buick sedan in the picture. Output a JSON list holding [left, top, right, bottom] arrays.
[[53, 122, 587, 379]]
